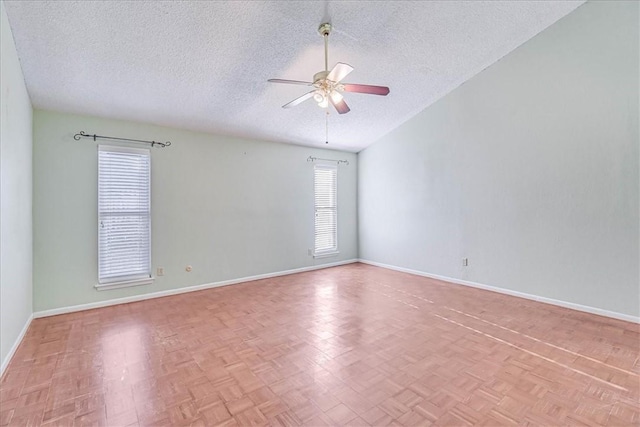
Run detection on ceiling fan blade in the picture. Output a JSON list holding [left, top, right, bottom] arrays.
[[283, 91, 315, 108], [330, 93, 350, 114], [326, 62, 354, 83], [268, 79, 313, 86], [342, 83, 390, 96]]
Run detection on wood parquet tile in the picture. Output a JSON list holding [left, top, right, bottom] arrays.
[[1, 264, 639, 426]]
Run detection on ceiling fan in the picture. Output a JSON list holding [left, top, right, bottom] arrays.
[[268, 23, 390, 115]]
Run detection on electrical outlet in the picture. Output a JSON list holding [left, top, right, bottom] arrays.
[[157, 267, 164, 276], [462, 258, 468, 267], [185, 265, 192, 272]]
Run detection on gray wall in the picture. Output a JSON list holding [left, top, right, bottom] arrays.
[[358, 1, 639, 317], [33, 110, 357, 312], [1, 1, 33, 370]]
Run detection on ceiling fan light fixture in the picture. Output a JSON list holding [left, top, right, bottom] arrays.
[[318, 97, 329, 108], [313, 92, 324, 103]]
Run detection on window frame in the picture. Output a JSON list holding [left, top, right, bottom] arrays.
[[313, 162, 339, 258], [96, 144, 153, 290]]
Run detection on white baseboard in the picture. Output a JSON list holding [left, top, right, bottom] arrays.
[[1, 313, 33, 377], [34, 259, 358, 319], [358, 259, 640, 324]]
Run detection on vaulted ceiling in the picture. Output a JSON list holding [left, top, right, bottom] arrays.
[[4, 1, 584, 152]]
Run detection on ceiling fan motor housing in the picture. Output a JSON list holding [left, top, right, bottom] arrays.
[[313, 71, 329, 83]]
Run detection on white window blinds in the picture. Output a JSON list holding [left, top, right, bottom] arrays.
[[98, 145, 151, 285], [314, 163, 338, 254]]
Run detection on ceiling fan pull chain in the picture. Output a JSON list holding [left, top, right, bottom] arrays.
[[325, 110, 330, 144]]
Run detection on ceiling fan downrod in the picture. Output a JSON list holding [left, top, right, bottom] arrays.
[[319, 23, 331, 73]]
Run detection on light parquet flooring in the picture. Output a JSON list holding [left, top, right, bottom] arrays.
[[1, 263, 639, 426]]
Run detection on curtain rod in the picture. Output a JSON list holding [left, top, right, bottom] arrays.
[[307, 156, 349, 165], [73, 131, 172, 148]]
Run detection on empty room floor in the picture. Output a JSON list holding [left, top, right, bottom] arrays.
[[1, 264, 638, 426]]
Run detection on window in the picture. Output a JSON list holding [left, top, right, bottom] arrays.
[[97, 145, 152, 289], [314, 162, 338, 256]]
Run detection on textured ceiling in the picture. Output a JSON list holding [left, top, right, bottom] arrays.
[[4, 1, 584, 152]]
